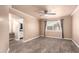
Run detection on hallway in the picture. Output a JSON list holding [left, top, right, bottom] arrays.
[[9, 37, 79, 53]]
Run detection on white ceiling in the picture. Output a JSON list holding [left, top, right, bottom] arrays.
[[12, 5, 77, 19]]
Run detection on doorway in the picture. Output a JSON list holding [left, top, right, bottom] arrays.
[[9, 13, 24, 41]]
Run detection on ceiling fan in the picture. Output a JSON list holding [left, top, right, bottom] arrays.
[[39, 10, 56, 16]]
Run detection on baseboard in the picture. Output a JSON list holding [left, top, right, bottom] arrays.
[[72, 40, 79, 48], [23, 36, 40, 43], [46, 36, 61, 39], [46, 36, 72, 40], [63, 38, 72, 40]]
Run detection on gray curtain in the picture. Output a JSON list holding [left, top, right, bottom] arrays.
[[44, 21, 47, 37], [61, 19, 64, 38]]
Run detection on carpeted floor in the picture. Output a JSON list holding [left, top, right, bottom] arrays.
[[9, 37, 79, 53]]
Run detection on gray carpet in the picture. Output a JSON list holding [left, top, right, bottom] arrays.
[[9, 37, 79, 53]]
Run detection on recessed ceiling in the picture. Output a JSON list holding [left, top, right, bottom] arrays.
[[12, 5, 77, 19]]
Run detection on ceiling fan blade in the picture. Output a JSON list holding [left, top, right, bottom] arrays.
[[47, 13, 56, 15], [39, 10, 56, 16]]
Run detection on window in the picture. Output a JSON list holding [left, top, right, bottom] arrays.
[[46, 20, 61, 32]]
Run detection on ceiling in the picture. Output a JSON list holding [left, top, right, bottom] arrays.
[[12, 5, 77, 19]]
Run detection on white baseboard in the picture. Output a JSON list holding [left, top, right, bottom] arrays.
[[40, 35, 61, 38], [63, 38, 72, 40], [72, 40, 79, 48], [23, 36, 40, 43], [46, 36, 72, 40]]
